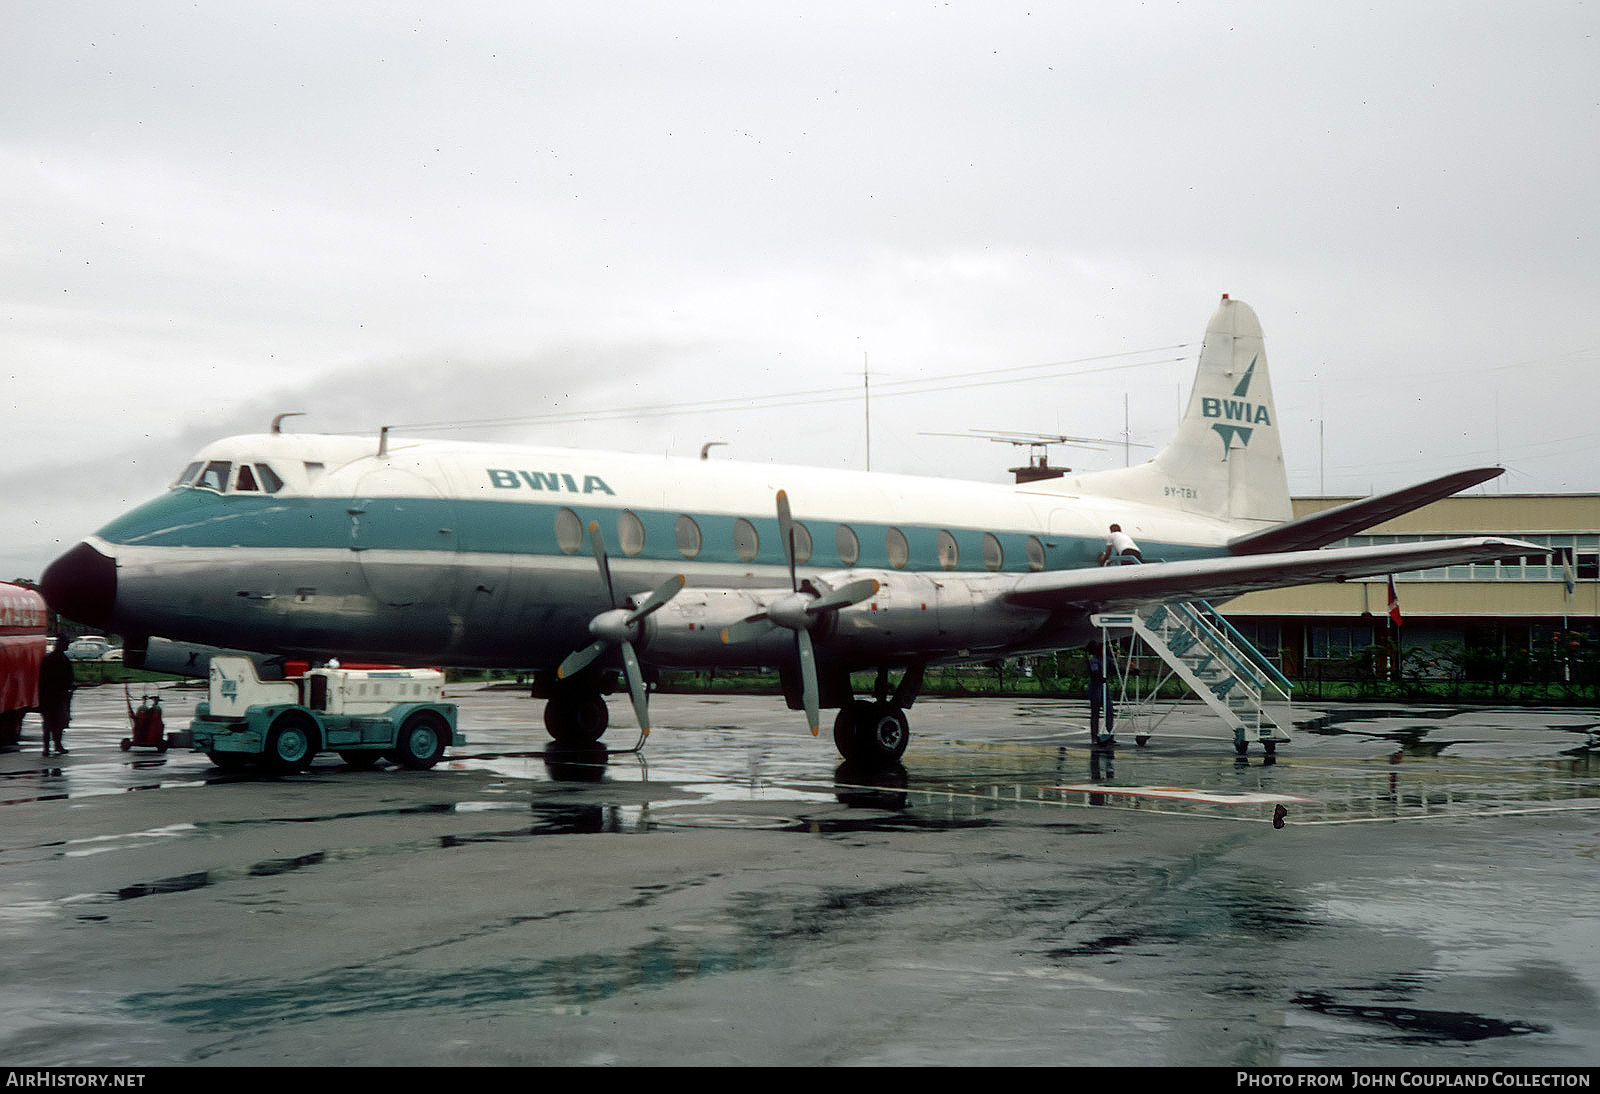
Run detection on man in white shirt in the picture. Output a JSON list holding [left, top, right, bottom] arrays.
[[1097, 524, 1142, 565]]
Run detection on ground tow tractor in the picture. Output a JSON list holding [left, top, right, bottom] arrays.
[[190, 656, 463, 772]]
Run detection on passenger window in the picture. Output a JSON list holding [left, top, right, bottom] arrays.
[[936, 530, 959, 571], [1025, 536, 1046, 572], [733, 518, 760, 563], [675, 515, 702, 559], [886, 528, 909, 570], [554, 508, 584, 555], [197, 461, 231, 492], [618, 511, 646, 557], [788, 521, 813, 564], [835, 524, 860, 566], [982, 533, 1004, 572]]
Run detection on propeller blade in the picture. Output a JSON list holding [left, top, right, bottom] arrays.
[[806, 577, 879, 614], [557, 639, 608, 681], [627, 573, 686, 624], [797, 630, 820, 736], [619, 641, 651, 736], [720, 615, 774, 645], [776, 489, 798, 590], [587, 522, 617, 606]]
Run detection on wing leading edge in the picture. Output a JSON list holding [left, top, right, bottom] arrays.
[[1004, 536, 1542, 615]]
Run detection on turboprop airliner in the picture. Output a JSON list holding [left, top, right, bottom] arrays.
[[40, 296, 1537, 763]]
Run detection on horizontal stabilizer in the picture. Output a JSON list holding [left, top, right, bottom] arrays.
[[1227, 467, 1505, 555], [1005, 536, 1541, 615]]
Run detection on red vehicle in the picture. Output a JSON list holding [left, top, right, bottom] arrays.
[[0, 583, 48, 749]]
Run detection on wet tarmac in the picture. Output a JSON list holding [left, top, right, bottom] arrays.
[[1, 683, 1598, 1067]]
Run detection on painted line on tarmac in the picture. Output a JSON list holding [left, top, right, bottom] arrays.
[[1047, 785, 1313, 805]]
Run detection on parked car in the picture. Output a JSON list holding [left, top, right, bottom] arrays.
[[66, 636, 113, 661]]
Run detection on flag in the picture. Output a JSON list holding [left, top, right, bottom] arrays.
[[1386, 575, 1403, 627]]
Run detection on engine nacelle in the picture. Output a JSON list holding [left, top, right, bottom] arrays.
[[638, 570, 1052, 668], [637, 587, 796, 667]]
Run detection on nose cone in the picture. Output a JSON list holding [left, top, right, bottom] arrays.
[[41, 541, 118, 628]]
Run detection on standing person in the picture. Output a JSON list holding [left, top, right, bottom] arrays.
[[1097, 524, 1142, 565], [1087, 641, 1114, 746], [38, 635, 74, 757]]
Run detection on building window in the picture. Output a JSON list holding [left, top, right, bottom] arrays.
[[1308, 626, 1373, 660]]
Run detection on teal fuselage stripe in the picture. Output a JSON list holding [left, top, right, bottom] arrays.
[[97, 488, 1216, 573]]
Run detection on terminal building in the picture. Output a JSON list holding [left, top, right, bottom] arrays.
[[1222, 492, 1599, 677]]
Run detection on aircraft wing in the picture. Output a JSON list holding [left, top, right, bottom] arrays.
[[1226, 467, 1505, 554], [1004, 536, 1542, 615]]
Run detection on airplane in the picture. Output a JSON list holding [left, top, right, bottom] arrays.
[[39, 295, 1539, 763]]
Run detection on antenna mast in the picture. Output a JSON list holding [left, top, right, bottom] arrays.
[[863, 352, 871, 471]]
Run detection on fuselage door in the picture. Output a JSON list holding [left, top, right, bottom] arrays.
[[349, 465, 459, 607]]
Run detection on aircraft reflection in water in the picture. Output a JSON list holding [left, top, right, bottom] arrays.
[[41, 296, 1538, 764]]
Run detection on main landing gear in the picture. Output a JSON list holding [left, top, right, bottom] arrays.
[[829, 665, 922, 766]]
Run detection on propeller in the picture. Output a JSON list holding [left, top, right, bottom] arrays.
[[720, 490, 878, 735], [557, 521, 684, 735]]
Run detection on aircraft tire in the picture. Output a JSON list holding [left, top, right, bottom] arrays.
[[543, 693, 608, 745], [207, 750, 251, 771], [265, 713, 318, 773], [833, 701, 909, 765], [395, 711, 450, 770], [339, 750, 383, 770], [831, 703, 861, 759]]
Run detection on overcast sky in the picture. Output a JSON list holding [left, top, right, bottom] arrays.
[[4, 1, 1597, 580]]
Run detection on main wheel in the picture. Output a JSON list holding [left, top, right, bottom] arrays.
[[860, 702, 910, 763], [395, 710, 450, 770], [833, 701, 909, 764], [543, 692, 608, 745], [265, 713, 318, 773]]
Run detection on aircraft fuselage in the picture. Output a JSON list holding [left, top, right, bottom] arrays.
[[50, 430, 1241, 670]]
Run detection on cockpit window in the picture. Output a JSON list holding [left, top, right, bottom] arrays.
[[177, 458, 287, 495], [196, 461, 232, 492]]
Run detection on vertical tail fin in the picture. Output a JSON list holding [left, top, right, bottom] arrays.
[[1048, 295, 1292, 526]]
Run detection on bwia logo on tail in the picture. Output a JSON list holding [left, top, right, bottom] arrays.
[[1203, 355, 1271, 460]]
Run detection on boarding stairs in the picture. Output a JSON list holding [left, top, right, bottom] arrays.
[[1091, 599, 1292, 755]]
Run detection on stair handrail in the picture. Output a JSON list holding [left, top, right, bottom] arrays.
[[1187, 600, 1295, 696]]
